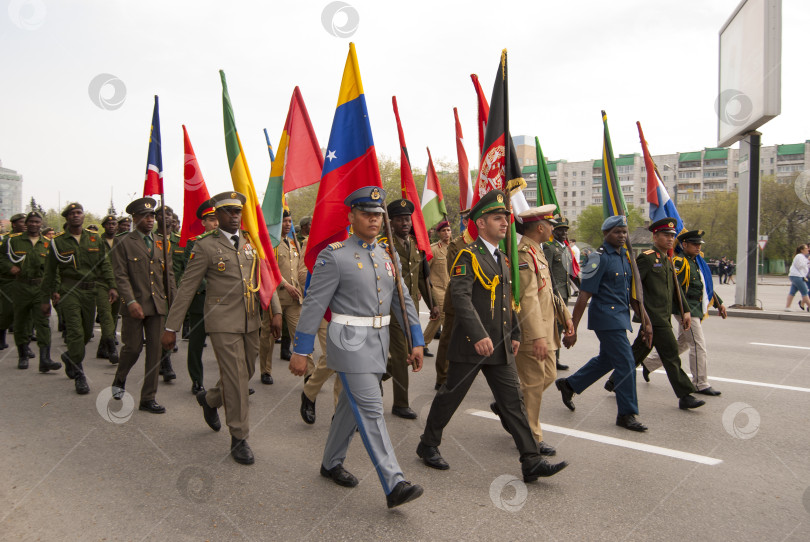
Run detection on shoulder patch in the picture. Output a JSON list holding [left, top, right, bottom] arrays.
[[581, 252, 602, 280], [643, 249, 655, 255], [327, 242, 344, 251], [452, 264, 467, 277]]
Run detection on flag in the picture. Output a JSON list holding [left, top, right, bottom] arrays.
[[392, 96, 432, 261], [220, 70, 283, 309], [470, 74, 490, 160], [421, 147, 447, 229], [179, 125, 212, 247], [601, 110, 629, 219], [304, 43, 383, 272], [638, 121, 715, 316], [453, 107, 473, 212], [263, 87, 324, 248], [534, 136, 559, 213], [143, 95, 163, 197]]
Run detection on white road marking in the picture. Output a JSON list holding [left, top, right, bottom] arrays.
[[643, 368, 810, 393], [467, 409, 723, 466], [750, 342, 810, 351]]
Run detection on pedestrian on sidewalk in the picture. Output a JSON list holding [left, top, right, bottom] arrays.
[[786, 245, 810, 311]]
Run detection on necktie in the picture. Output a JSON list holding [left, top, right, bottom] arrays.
[[231, 235, 239, 248], [144, 235, 153, 257], [493, 251, 500, 266]]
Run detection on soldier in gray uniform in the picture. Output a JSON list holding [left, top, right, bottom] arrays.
[[289, 186, 425, 509]]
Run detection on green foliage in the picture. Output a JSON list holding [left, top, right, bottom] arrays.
[[759, 175, 810, 261], [677, 191, 738, 260], [572, 204, 645, 248]]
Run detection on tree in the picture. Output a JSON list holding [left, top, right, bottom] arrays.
[[677, 191, 738, 260], [760, 175, 810, 261], [27, 197, 44, 215], [572, 204, 645, 248]]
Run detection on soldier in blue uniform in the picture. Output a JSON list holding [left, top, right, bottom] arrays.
[[289, 186, 425, 509], [555, 215, 652, 431]]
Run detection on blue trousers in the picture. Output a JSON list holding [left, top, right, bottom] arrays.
[[566, 329, 638, 416]]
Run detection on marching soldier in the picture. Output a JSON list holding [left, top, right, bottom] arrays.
[[642, 230, 727, 396], [161, 192, 278, 465], [432, 209, 472, 389], [42, 203, 118, 395], [385, 198, 439, 419], [155, 206, 179, 382], [543, 217, 578, 371], [0, 212, 27, 351], [491, 206, 573, 455], [4, 212, 61, 371], [95, 214, 119, 364], [110, 198, 176, 413], [258, 210, 310, 385], [423, 220, 451, 358], [297, 215, 311, 246], [555, 215, 652, 431], [289, 186, 425, 508], [417, 190, 568, 481]]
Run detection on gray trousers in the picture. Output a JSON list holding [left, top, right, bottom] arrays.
[[322, 372, 404, 495]]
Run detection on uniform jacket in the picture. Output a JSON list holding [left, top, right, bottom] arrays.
[[165, 229, 262, 334], [42, 229, 116, 297], [390, 233, 433, 310], [112, 231, 176, 317], [543, 240, 572, 298], [292, 234, 424, 374], [448, 238, 521, 365], [276, 236, 307, 306], [169, 231, 185, 286], [674, 254, 723, 319], [4, 233, 49, 280], [517, 236, 571, 350], [579, 243, 633, 331], [428, 240, 450, 304], [441, 230, 473, 316], [636, 249, 689, 328]]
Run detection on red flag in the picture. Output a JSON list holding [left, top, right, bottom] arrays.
[[281, 86, 325, 193], [453, 107, 473, 211], [178, 126, 212, 247], [470, 74, 490, 159], [143, 95, 163, 197], [391, 96, 432, 261]]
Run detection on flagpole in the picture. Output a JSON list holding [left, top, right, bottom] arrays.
[[502, 49, 515, 318], [159, 193, 172, 306]]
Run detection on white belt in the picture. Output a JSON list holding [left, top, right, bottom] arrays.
[[331, 313, 390, 329]]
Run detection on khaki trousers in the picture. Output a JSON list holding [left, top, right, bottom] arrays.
[[114, 313, 163, 402], [302, 320, 341, 405], [514, 348, 557, 442], [206, 329, 259, 440], [423, 299, 444, 348], [258, 303, 313, 376], [644, 315, 710, 391]]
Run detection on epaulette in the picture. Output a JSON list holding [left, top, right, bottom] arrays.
[[8, 232, 22, 238], [196, 230, 215, 240], [377, 236, 389, 245], [54, 231, 65, 237], [327, 242, 344, 251], [518, 245, 530, 252], [643, 249, 655, 255], [379, 241, 388, 249]]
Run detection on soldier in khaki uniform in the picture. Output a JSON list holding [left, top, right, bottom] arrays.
[[0, 213, 27, 351], [423, 220, 451, 354], [110, 198, 176, 413], [433, 210, 472, 389], [162, 192, 281, 465], [491, 206, 573, 456], [543, 217, 577, 371], [258, 210, 310, 385], [385, 199, 439, 419]]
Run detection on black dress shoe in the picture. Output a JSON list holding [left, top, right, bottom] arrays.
[[196, 391, 221, 431], [556, 362, 569, 371], [249, 388, 255, 395], [416, 442, 449, 470], [434, 329, 442, 340], [489, 402, 511, 434], [522, 456, 568, 482], [300, 392, 316, 425], [555, 378, 576, 411], [139, 400, 166, 414], [616, 414, 648, 432], [537, 441, 557, 456], [642, 364, 651, 382], [423, 348, 434, 358], [320, 464, 358, 487], [386, 481, 424, 509], [62, 352, 77, 380], [696, 387, 721, 396], [604, 378, 615, 393], [191, 382, 205, 395], [392, 406, 417, 419], [230, 437, 254, 465], [678, 394, 706, 410], [74, 374, 90, 395], [261, 373, 273, 385], [112, 384, 125, 400]]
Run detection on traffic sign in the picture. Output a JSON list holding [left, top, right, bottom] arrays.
[[758, 239, 768, 250]]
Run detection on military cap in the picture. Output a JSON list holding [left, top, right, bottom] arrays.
[[125, 197, 158, 216], [299, 216, 312, 228], [25, 211, 43, 222], [387, 198, 415, 217], [677, 229, 705, 244], [344, 186, 386, 213], [601, 214, 627, 231], [518, 204, 558, 225], [101, 214, 117, 225], [86, 224, 99, 232], [553, 216, 570, 229], [470, 189, 509, 221], [459, 208, 471, 219], [283, 209, 291, 218], [154, 205, 173, 216], [196, 199, 216, 220], [649, 217, 678, 234], [435, 219, 451, 231], [42, 227, 54, 235], [117, 216, 131, 224], [10, 213, 26, 223], [211, 191, 246, 209], [61, 203, 83, 217]]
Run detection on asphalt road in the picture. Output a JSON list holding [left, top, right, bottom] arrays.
[[1, 306, 809, 541]]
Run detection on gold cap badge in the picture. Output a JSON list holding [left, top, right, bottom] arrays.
[[400, 200, 407, 207], [371, 188, 380, 200], [496, 194, 504, 203]]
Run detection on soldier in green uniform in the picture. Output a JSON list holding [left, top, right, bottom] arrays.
[[41, 203, 118, 395], [4, 212, 61, 371], [385, 199, 439, 419], [94, 214, 119, 364], [116, 216, 132, 235], [155, 205, 180, 381], [0, 213, 27, 351], [605, 217, 704, 410]]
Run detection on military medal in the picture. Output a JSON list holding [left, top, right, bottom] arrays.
[[217, 261, 226, 272], [385, 261, 393, 276], [357, 262, 363, 269]]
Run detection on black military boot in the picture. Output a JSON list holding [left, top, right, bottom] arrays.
[[38, 346, 61, 372], [106, 338, 119, 364], [61, 352, 77, 379], [74, 364, 90, 395], [17, 345, 29, 369], [0, 329, 8, 349], [23, 343, 35, 359], [96, 338, 110, 359], [160, 352, 176, 382], [280, 336, 292, 361]]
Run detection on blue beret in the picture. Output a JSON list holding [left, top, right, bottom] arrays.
[[601, 215, 627, 231]]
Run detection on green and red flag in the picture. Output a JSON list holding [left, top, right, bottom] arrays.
[[420, 147, 447, 229], [453, 107, 474, 211], [534, 136, 559, 213]]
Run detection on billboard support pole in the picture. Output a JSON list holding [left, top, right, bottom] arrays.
[[734, 131, 761, 308]]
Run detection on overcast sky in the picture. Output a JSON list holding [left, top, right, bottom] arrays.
[[2, 0, 808, 217]]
